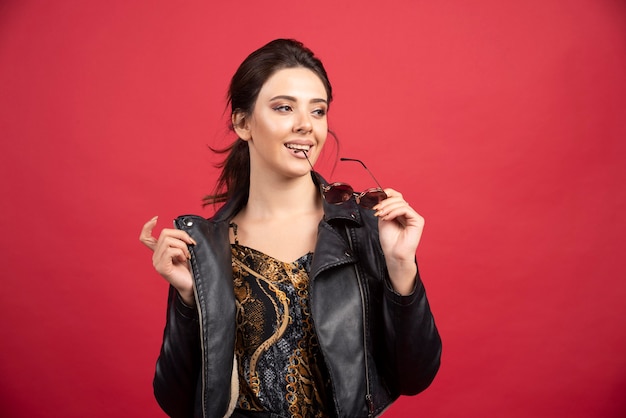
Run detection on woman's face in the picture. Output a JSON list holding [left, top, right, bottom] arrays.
[[234, 67, 329, 180]]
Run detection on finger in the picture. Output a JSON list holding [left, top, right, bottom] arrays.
[[374, 196, 409, 216], [381, 188, 403, 202], [156, 235, 194, 260], [154, 246, 189, 268], [376, 202, 423, 226], [373, 188, 404, 210], [157, 228, 198, 246], [139, 216, 159, 251]]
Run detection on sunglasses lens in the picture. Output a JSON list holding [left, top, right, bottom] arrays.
[[358, 189, 387, 209], [324, 183, 354, 204]]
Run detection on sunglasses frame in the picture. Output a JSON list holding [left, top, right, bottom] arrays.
[[317, 157, 388, 209], [299, 151, 388, 209], [321, 182, 387, 209]]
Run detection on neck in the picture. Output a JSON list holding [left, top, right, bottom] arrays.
[[243, 171, 322, 220]]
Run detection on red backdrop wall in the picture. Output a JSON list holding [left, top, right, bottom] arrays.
[[1, 1, 625, 417]]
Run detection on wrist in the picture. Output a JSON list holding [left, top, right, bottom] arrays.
[[387, 260, 417, 296], [178, 289, 195, 306]]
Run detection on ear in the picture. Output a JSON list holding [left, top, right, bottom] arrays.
[[232, 112, 251, 141]]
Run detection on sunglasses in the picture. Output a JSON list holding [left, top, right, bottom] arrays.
[[301, 152, 388, 209]]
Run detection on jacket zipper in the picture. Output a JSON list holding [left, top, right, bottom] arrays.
[[175, 216, 208, 418], [345, 226, 375, 418], [186, 244, 208, 418]]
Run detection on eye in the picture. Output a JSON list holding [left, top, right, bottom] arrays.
[[312, 107, 327, 117], [273, 104, 293, 112]]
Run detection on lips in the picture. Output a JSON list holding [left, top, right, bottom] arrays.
[[285, 143, 311, 152]]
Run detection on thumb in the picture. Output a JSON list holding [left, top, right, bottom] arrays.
[[139, 215, 159, 251]]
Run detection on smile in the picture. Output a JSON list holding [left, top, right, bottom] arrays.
[[285, 144, 311, 152]]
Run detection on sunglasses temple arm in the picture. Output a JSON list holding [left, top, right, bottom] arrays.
[[340, 158, 384, 191], [298, 150, 316, 171], [298, 150, 333, 200]]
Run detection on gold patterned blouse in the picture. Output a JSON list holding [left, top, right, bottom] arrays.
[[231, 242, 331, 417]]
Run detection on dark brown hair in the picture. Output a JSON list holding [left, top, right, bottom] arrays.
[[203, 38, 333, 206]]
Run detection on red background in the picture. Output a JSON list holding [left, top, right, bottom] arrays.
[[1, 1, 625, 417]]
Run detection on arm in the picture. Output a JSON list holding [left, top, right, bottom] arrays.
[[153, 286, 202, 417], [140, 217, 201, 416], [372, 190, 442, 393], [381, 266, 441, 395]]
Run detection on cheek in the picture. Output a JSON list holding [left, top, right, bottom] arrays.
[[254, 114, 291, 138], [315, 121, 329, 141], [315, 135, 329, 154]]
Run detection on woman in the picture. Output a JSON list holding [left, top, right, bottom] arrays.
[[140, 39, 441, 418]]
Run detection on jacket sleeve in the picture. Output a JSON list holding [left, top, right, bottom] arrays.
[[381, 264, 442, 395], [153, 285, 202, 418]]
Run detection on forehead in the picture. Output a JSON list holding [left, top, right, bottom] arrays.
[[258, 67, 328, 101]]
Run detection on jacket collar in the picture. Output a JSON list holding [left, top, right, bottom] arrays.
[[210, 171, 364, 227]]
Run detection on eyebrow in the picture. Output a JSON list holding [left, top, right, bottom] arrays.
[[269, 95, 328, 105]]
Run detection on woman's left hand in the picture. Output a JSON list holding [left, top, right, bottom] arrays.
[[373, 188, 424, 295]]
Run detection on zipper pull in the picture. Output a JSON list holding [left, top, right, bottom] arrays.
[[366, 393, 374, 417]]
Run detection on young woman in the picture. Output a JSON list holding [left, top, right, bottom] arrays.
[[140, 39, 441, 418]]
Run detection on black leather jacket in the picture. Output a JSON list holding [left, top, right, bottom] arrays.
[[153, 174, 442, 418]]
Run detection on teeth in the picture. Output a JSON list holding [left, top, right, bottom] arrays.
[[285, 144, 310, 151]]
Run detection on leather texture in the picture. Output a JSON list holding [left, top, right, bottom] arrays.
[[153, 173, 442, 418]]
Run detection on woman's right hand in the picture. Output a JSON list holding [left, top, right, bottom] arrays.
[[140, 216, 197, 305]]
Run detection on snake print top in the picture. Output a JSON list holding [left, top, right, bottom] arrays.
[[231, 241, 331, 417]]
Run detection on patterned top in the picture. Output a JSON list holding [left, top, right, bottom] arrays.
[[231, 242, 331, 417]]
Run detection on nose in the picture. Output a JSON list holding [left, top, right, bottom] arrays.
[[293, 110, 312, 134]]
